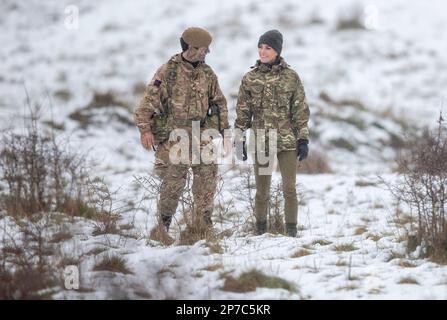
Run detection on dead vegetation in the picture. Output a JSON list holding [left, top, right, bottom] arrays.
[[384, 113, 447, 263], [222, 269, 297, 293]]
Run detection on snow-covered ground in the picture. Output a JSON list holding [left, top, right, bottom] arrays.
[[37, 172, 447, 299], [1, 0, 447, 299]]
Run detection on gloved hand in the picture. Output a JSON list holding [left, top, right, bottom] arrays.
[[297, 139, 309, 161], [235, 135, 248, 161]]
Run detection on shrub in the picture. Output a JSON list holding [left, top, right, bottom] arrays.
[[388, 114, 447, 263]]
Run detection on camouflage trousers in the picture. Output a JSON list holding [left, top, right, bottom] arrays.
[[154, 141, 170, 180], [158, 163, 218, 221], [254, 150, 298, 224]]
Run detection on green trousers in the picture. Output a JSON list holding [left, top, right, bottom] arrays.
[[254, 150, 298, 224]]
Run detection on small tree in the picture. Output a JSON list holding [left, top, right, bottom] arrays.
[[390, 113, 447, 262], [0, 103, 92, 218]]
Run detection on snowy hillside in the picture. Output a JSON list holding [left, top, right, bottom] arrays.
[[1, 0, 447, 299]]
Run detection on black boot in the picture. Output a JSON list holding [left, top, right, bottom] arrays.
[[285, 223, 297, 237], [256, 220, 267, 235], [161, 214, 172, 232], [203, 211, 213, 227]]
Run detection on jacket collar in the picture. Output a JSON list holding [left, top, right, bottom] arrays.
[[252, 56, 288, 73], [170, 53, 204, 70]]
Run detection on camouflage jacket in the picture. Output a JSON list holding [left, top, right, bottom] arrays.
[[234, 57, 310, 151], [134, 54, 229, 134]]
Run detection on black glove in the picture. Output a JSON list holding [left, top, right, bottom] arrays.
[[235, 136, 247, 161], [297, 139, 309, 162]]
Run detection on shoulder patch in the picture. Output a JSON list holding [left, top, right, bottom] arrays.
[[154, 79, 162, 88]]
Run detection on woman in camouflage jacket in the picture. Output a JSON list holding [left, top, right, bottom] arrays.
[[234, 30, 310, 237]]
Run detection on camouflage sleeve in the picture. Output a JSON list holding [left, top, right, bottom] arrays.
[[291, 74, 310, 141], [209, 72, 229, 131], [133, 64, 169, 134], [234, 76, 252, 131]]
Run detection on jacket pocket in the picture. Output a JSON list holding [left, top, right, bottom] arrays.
[[248, 84, 264, 112], [275, 85, 294, 118]]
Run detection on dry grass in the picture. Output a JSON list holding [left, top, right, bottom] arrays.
[[222, 269, 297, 293], [366, 234, 382, 242], [297, 149, 332, 174], [69, 91, 133, 129], [336, 283, 359, 291], [49, 230, 73, 243], [201, 263, 224, 272], [333, 243, 358, 252], [398, 260, 416, 268], [335, 259, 348, 267], [205, 240, 224, 254], [93, 255, 133, 274], [385, 250, 406, 262], [385, 115, 447, 262], [335, 5, 365, 31], [53, 88, 72, 101], [312, 239, 332, 246], [354, 226, 368, 235], [291, 249, 312, 258], [87, 247, 108, 256], [57, 256, 80, 268], [398, 277, 419, 285], [355, 180, 377, 187]]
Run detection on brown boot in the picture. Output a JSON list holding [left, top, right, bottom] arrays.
[[149, 224, 174, 245]]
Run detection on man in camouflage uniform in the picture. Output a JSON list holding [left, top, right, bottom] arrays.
[[134, 27, 230, 237], [234, 30, 310, 237]]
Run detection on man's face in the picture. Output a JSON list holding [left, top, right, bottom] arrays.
[[185, 46, 210, 62]]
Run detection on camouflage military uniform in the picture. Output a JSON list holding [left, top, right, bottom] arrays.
[[134, 53, 229, 224], [234, 57, 310, 228]]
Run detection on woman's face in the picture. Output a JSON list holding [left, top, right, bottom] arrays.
[[258, 44, 278, 64]]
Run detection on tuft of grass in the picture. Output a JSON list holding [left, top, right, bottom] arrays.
[[372, 202, 385, 209], [87, 247, 108, 256], [58, 256, 80, 268], [301, 243, 314, 250], [2, 246, 24, 255], [54, 88, 72, 101], [333, 243, 358, 252], [336, 283, 359, 291], [329, 138, 357, 152], [222, 269, 297, 293], [296, 149, 332, 174], [368, 287, 383, 295], [366, 233, 382, 242], [385, 250, 406, 262], [312, 239, 333, 246], [291, 249, 312, 258], [43, 120, 65, 131], [398, 260, 416, 268], [93, 255, 133, 274], [49, 230, 73, 243], [92, 224, 120, 236], [335, 259, 348, 267], [157, 267, 176, 277], [355, 180, 377, 187], [202, 263, 224, 272], [335, 7, 366, 32], [393, 214, 413, 226], [205, 240, 224, 254], [354, 226, 368, 235], [398, 277, 419, 285]]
